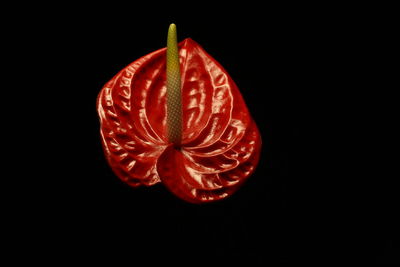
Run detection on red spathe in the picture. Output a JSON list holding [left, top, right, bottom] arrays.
[[97, 38, 261, 203]]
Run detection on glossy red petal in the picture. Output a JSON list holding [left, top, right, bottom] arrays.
[[97, 57, 168, 186], [97, 38, 262, 202], [157, 121, 261, 203]]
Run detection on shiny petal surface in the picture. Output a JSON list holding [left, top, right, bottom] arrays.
[[157, 121, 261, 203], [97, 38, 262, 202]]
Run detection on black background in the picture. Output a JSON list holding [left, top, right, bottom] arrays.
[[11, 3, 398, 265]]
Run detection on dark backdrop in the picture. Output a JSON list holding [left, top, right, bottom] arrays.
[[14, 4, 398, 265]]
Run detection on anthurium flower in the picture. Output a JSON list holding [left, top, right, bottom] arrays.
[[97, 24, 261, 203]]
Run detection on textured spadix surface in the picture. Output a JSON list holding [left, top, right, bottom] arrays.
[[97, 38, 261, 203]]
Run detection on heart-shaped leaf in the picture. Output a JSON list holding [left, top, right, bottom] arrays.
[[97, 32, 261, 203]]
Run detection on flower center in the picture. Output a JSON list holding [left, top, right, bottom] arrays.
[[166, 23, 182, 146]]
